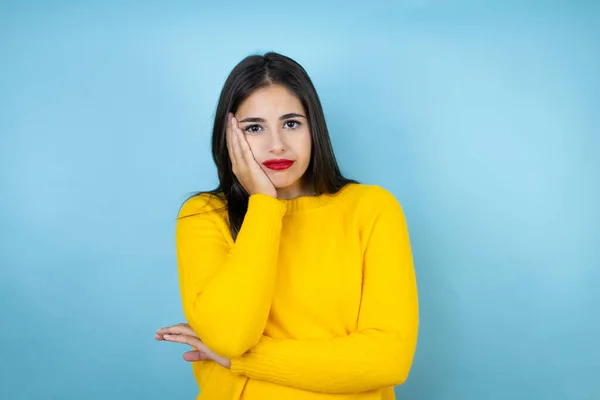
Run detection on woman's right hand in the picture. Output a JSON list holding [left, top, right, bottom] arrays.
[[156, 323, 231, 369], [227, 113, 277, 198]]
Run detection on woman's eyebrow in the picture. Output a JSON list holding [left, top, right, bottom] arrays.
[[239, 113, 306, 123], [280, 112, 306, 120]]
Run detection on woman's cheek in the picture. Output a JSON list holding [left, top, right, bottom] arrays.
[[300, 130, 312, 162], [245, 136, 261, 155]]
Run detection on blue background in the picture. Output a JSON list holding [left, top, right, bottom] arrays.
[[1, 1, 598, 399]]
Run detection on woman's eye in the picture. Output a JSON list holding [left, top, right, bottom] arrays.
[[243, 124, 262, 134], [284, 120, 301, 129]]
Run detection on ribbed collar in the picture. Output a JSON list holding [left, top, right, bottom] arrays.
[[279, 183, 356, 214]]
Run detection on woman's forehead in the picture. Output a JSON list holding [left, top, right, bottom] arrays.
[[237, 85, 304, 119]]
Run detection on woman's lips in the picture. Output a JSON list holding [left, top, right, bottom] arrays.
[[262, 159, 294, 170]]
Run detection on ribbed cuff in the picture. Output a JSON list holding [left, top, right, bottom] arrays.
[[229, 343, 293, 383], [247, 194, 287, 217], [229, 357, 245, 376], [233, 194, 287, 247]]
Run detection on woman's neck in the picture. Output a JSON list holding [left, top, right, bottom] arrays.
[[276, 179, 315, 200]]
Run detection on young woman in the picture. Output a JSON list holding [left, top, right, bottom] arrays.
[[155, 52, 419, 400]]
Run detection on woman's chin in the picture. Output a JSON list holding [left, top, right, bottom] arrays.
[[267, 173, 296, 188], [272, 181, 296, 190], [271, 178, 301, 190]]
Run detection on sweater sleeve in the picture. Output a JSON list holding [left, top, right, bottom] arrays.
[[229, 187, 419, 393], [176, 193, 287, 359]]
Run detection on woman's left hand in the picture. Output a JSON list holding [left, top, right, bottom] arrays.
[[156, 323, 231, 369]]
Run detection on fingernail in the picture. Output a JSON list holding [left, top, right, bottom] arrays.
[[163, 334, 170, 338]]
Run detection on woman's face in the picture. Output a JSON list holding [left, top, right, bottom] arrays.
[[233, 84, 312, 196]]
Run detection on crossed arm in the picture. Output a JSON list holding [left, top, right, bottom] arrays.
[[173, 189, 419, 394]]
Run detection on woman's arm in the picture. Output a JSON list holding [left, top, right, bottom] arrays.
[[176, 193, 286, 359], [230, 188, 419, 393]]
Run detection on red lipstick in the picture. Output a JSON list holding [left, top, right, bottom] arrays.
[[262, 159, 294, 170]]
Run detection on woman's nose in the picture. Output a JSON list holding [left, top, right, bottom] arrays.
[[268, 131, 286, 154]]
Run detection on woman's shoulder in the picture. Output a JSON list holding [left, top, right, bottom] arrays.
[[335, 183, 405, 224], [178, 191, 227, 219], [340, 183, 402, 209], [340, 184, 407, 232]]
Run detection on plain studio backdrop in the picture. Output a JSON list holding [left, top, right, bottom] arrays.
[[0, 1, 598, 399]]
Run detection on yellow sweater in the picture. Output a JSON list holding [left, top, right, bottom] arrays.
[[176, 183, 419, 400]]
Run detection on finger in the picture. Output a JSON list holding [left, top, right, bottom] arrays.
[[183, 350, 209, 362], [229, 115, 242, 170], [234, 120, 255, 164], [156, 322, 188, 332], [157, 324, 198, 338], [226, 114, 237, 171], [156, 332, 172, 340], [231, 118, 245, 171], [156, 327, 193, 339], [163, 334, 205, 348]]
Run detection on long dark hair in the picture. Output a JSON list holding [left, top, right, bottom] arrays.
[[184, 51, 357, 240]]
